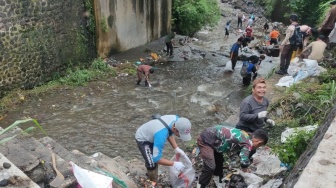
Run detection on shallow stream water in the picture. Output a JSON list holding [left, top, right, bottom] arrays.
[[1, 58, 249, 161]]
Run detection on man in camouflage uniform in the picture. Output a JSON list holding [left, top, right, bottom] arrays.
[[197, 126, 268, 188]]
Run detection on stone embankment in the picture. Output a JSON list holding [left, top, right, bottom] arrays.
[[0, 126, 140, 187]]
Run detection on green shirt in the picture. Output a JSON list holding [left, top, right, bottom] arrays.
[[165, 33, 175, 43]]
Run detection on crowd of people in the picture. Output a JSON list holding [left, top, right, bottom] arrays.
[[134, 78, 272, 187], [132, 1, 336, 187]]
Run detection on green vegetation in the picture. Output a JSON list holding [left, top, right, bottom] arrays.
[[84, 0, 95, 34], [55, 58, 116, 86], [268, 70, 336, 166], [172, 0, 221, 36], [0, 119, 47, 144], [0, 59, 140, 112], [101, 15, 108, 32], [273, 130, 315, 167], [254, 0, 276, 17], [255, 0, 333, 26]]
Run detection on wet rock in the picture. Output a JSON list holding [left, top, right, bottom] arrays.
[[7, 176, 17, 185], [0, 179, 8, 186], [260, 179, 283, 188], [276, 107, 283, 117], [293, 92, 301, 100], [3, 162, 11, 169]]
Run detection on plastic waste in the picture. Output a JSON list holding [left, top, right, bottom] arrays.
[[70, 161, 113, 188], [276, 76, 294, 87], [224, 60, 233, 72], [293, 70, 308, 83], [169, 154, 195, 188]]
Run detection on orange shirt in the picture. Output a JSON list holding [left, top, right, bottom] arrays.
[[270, 30, 280, 39]]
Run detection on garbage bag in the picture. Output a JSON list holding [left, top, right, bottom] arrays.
[[293, 70, 309, 83], [224, 60, 233, 71], [70, 161, 113, 188], [169, 154, 195, 188], [237, 170, 263, 188], [276, 76, 294, 87]]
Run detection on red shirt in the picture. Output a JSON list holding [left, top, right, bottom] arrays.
[[246, 27, 253, 37], [137, 65, 152, 75]]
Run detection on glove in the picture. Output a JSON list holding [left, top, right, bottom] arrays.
[[174, 147, 192, 164], [174, 147, 186, 155], [173, 161, 185, 172], [266, 119, 275, 126], [257, 111, 268, 119]]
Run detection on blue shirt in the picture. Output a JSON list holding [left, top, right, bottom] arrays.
[[231, 43, 241, 54], [135, 115, 179, 163]]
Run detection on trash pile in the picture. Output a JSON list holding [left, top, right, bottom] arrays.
[[276, 57, 327, 87]]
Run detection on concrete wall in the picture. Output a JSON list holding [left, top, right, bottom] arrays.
[[94, 0, 172, 57], [0, 0, 95, 96]]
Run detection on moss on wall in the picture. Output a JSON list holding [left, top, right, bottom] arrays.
[[0, 0, 96, 97]]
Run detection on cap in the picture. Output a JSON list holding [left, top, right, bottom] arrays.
[[253, 78, 266, 88], [249, 55, 259, 64], [318, 35, 326, 40], [175, 118, 191, 141], [289, 14, 298, 21]]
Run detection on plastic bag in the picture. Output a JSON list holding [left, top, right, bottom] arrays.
[[169, 154, 195, 188], [293, 70, 308, 83], [70, 161, 113, 188], [276, 76, 294, 87], [224, 60, 233, 71]]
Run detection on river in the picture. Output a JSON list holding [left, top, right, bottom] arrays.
[[1, 58, 247, 161]]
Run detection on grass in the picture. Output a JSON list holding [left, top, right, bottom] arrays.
[[0, 118, 47, 144], [0, 58, 136, 113]]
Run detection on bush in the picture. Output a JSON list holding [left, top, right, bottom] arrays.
[[172, 0, 220, 36], [273, 130, 315, 167]]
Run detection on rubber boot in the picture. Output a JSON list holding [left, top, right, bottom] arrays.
[[136, 79, 141, 85], [145, 80, 149, 87]]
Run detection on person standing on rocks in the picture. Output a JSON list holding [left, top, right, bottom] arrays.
[[236, 78, 275, 133], [241, 55, 263, 86], [230, 38, 242, 70], [269, 27, 280, 45], [165, 32, 176, 56], [264, 22, 269, 32], [225, 20, 231, 39], [196, 126, 268, 188], [276, 14, 299, 75], [246, 17, 254, 27], [135, 115, 192, 184], [137, 64, 154, 87], [237, 12, 243, 28], [245, 25, 253, 39]]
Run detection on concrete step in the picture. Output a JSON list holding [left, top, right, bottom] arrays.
[[0, 127, 40, 177], [0, 153, 40, 188], [0, 127, 76, 187], [91, 152, 138, 188]]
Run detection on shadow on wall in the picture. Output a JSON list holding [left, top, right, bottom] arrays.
[[94, 0, 172, 57]]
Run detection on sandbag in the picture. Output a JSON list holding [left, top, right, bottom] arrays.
[[169, 154, 195, 188]]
